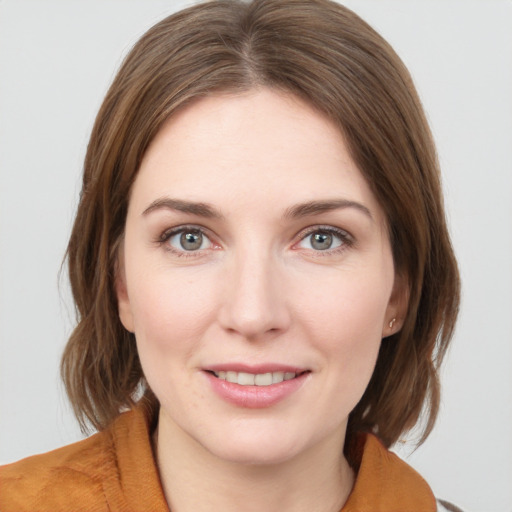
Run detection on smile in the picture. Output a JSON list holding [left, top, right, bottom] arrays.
[[212, 371, 298, 386], [206, 367, 310, 408]]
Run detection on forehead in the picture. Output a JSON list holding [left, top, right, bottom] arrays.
[[131, 88, 384, 222]]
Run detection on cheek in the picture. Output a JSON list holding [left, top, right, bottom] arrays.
[[299, 268, 390, 336], [127, 266, 218, 354], [301, 276, 390, 425], [295, 268, 391, 374], [127, 269, 219, 403]]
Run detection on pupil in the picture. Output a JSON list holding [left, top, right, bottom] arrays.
[[312, 232, 332, 250], [180, 231, 202, 250]]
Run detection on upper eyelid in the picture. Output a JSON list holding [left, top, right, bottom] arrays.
[[159, 223, 350, 235], [295, 224, 352, 240], [160, 224, 213, 240]]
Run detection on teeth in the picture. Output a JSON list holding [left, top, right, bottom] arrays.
[[254, 373, 272, 386], [272, 372, 284, 384], [238, 372, 255, 385], [213, 370, 297, 386]]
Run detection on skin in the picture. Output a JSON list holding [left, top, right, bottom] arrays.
[[116, 88, 407, 512]]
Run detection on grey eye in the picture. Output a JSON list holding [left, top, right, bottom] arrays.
[[167, 229, 211, 252], [310, 232, 333, 250], [297, 229, 345, 251], [180, 231, 203, 250]]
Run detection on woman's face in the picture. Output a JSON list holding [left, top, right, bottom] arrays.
[[117, 88, 405, 465]]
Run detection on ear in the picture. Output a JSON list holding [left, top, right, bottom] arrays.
[[382, 271, 409, 338], [115, 242, 135, 333]]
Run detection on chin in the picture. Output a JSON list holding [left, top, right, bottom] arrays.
[[208, 442, 299, 466], [197, 424, 315, 467]]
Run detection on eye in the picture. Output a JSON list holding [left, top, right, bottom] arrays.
[[165, 227, 213, 252], [296, 227, 349, 252]]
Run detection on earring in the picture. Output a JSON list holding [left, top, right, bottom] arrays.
[[388, 318, 396, 329]]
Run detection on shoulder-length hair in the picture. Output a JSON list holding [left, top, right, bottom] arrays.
[[62, 0, 460, 448]]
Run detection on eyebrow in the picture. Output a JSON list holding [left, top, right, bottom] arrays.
[[283, 199, 373, 221], [142, 198, 224, 218], [142, 197, 372, 221]]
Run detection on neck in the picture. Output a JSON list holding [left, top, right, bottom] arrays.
[[154, 412, 355, 512]]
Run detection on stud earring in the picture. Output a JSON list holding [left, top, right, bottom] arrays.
[[388, 318, 396, 329]]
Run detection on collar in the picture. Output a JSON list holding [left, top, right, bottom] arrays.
[[342, 432, 437, 511], [105, 404, 170, 511]]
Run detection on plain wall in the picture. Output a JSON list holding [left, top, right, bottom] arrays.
[[1, 1, 511, 511]]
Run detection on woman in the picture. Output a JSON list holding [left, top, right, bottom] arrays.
[[0, 0, 461, 510]]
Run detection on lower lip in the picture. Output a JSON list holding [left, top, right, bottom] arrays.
[[205, 372, 309, 408]]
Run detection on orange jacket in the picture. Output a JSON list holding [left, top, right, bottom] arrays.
[[0, 407, 437, 511]]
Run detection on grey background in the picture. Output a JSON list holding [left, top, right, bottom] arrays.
[[1, 1, 511, 511]]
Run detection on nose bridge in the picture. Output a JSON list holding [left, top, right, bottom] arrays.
[[220, 242, 289, 339]]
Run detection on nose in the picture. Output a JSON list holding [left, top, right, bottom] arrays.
[[218, 249, 291, 341]]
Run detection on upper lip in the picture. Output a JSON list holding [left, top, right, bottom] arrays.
[[204, 363, 308, 374]]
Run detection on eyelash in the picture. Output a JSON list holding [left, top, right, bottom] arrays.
[[157, 225, 217, 258], [156, 224, 354, 258], [293, 225, 354, 256]]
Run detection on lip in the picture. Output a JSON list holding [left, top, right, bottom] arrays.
[[203, 365, 310, 409], [206, 363, 306, 374]]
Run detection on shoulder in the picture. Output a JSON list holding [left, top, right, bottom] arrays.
[[0, 428, 112, 512], [0, 406, 163, 512], [345, 433, 467, 512]]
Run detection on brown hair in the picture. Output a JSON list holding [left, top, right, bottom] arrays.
[[62, 0, 460, 448]]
